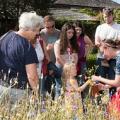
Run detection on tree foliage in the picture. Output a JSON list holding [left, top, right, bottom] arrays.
[[114, 9, 120, 23], [30, 0, 55, 16], [0, 0, 54, 19], [77, 8, 120, 23], [78, 8, 98, 16], [0, 0, 55, 35]]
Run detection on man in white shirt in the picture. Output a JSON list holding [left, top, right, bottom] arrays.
[[95, 7, 120, 96]]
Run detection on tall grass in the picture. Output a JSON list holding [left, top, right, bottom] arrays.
[[0, 83, 113, 120], [0, 53, 120, 120]]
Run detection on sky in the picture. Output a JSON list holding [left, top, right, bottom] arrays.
[[112, 0, 120, 4]]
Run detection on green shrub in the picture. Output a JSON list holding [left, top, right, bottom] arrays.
[[87, 52, 97, 69]]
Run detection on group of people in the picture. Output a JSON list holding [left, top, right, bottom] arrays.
[[92, 7, 120, 114], [0, 10, 93, 100], [0, 7, 120, 118]]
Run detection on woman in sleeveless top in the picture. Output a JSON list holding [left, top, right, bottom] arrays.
[[54, 22, 79, 68], [54, 22, 79, 99], [73, 21, 93, 75]]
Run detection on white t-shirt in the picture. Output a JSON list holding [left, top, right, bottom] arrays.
[[35, 39, 44, 77], [95, 23, 120, 58]]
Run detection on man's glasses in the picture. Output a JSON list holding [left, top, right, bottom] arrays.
[[103, 8, 113, 11], [46, 24, 55, 29], [103, 8, 113, 15]]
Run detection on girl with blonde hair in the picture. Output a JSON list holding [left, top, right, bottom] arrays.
[[62, 62, 91, 119]]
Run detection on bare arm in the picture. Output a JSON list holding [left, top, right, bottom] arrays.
[[70, 79, 89, 92], [78, 81, 90, 92], [96, 83, 111, 90], [72, 53, 78, 65], [46, 43, 54, 53], [42, 40, 50, 62], [54, 41, 65, 66], [92, 75, 120, 87], [84, 35, 94, 56], [117, 33, 120, 41], [26, 63, 39, 91], [40, 33, 54, 55], [84, 35, 93, 47], [95, 36, 101, 47]]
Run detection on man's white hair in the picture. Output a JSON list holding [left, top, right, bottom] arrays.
[[19, 11, 44, 30]]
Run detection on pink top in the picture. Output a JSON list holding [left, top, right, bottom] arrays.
[[65, 80, 82, 111]]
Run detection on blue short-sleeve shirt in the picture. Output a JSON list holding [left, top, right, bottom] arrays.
[[0, 31, 38, 88]]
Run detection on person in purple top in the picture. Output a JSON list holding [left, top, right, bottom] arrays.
[[73, 21, 93, 76], [73, 21, 93, 104]]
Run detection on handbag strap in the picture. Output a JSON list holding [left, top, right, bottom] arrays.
[[39, 37, 44, 53], [39, 40, 43, 49]]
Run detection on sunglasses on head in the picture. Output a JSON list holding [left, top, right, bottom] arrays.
[[46, 24, 55, 29], [104, 43, 117, 49]]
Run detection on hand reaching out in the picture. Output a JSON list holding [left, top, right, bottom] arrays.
[[92, 75, 101, 82], [46, 43, 54, 51]]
